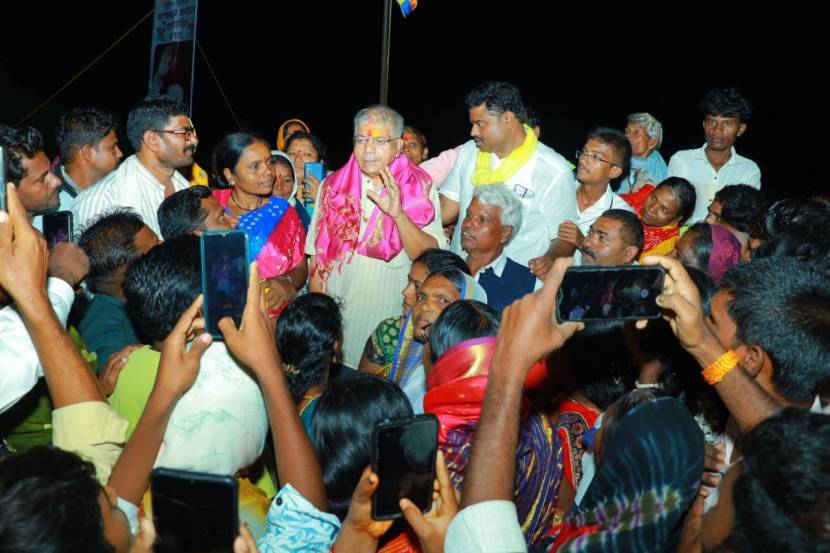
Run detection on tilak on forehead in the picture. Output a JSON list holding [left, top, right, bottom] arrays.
[[359, 111, 387, 137], [356, 126, 383, 138]]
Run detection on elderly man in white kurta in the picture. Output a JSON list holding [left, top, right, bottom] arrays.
[[73, 96, 194, 236], [306, 105, 444, 369]]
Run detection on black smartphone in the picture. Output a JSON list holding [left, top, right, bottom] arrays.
[[151, 467, 238, 553], [371, 414, 439, 520], [1, 146, 7, 211], [42, 210, 73, 247], [556, 265, 666, 323], [200, 230, 250, 339]]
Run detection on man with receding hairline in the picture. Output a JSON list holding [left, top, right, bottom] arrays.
[[580, 209, 643, 266], [306, 104, 445, 369]]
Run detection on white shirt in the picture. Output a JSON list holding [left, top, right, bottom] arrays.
[[72, 155, 189, 236], [0, 278, 75, 413], [441, 140, 578, 266], [667, 145, 761, 224], [573, 183, 633, 266], [445, 501, 527, 553], [575, 183, 633, 235], [305, 173, 445, 369]]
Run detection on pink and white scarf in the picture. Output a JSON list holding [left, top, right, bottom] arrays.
[[312, 153, 435, 279]]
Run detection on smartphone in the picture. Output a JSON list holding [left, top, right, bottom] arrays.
[[1, 146, 7, 211], [556, 265, 666, 323], [42, 210, 73, 247], [371, 414, 439, 520], [304, 161, 325, 183], [200, 230, 250, 339], [151, 467, 238, 553], [303, 162, 325, 207]]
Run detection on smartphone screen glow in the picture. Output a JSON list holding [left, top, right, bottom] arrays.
[[557, 266, 665, 322]]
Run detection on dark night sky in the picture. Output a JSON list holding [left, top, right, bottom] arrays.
[[1, 2, 824, 200]]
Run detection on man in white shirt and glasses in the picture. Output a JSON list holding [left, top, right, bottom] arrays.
[[73, 96, 196, 236], [558, 128, 634, 262]]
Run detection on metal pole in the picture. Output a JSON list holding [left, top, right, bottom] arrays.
[[379, 0, 392, 104]]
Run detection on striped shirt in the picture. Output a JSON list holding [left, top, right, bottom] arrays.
[[72, 155, 189, 236]]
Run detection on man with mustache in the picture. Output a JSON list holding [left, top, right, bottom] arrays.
[[667, 87, 761, 224], [579, 209, 643, 266], [440, 81, 577, 279], [73, 96, 196, 236]]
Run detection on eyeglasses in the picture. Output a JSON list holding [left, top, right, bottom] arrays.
[[353, 135, 398, 148], [575, 150, 618, 167], [158, 126, 197, 140]]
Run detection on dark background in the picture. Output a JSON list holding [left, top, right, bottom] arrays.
[[1, 2, 823, 200]]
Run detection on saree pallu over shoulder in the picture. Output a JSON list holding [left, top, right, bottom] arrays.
[[553, 397, 600, 491], [213, 190, 306, 279], [544, 397, 704, 552], [619, 184, 681, 258], [423, 337, 563, 548]]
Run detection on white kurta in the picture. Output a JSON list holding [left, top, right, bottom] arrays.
[[305, 174, 445, 369]]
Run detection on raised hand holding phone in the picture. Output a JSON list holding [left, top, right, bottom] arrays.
[[0, 182, 49, 306], [494, 257, 585, 378], [400, 450, 459, 553], [555, 265, 665, 323], [303, 161, 325, 207], [218, 261, 280, 375]]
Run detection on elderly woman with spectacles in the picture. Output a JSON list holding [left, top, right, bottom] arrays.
[[623, 112, 668, 193]]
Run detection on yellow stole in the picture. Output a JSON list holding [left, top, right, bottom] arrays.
[[471, 124, 537, 186]]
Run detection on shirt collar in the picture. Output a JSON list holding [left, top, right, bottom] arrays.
[[576, 183, 616, 217], [477, 251, 508, 278], [694, 144, 742, 166], [59, 165, 81, 194]]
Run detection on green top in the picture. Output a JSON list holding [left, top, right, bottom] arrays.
[[108, 345, 159, 438]]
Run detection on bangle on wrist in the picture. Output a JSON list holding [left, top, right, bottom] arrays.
[[702, 349, 739, 385]]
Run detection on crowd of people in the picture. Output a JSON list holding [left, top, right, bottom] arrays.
[[0, 80, 828, 552]]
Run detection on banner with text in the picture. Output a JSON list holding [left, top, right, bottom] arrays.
[[149, 0, 198, 113]]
